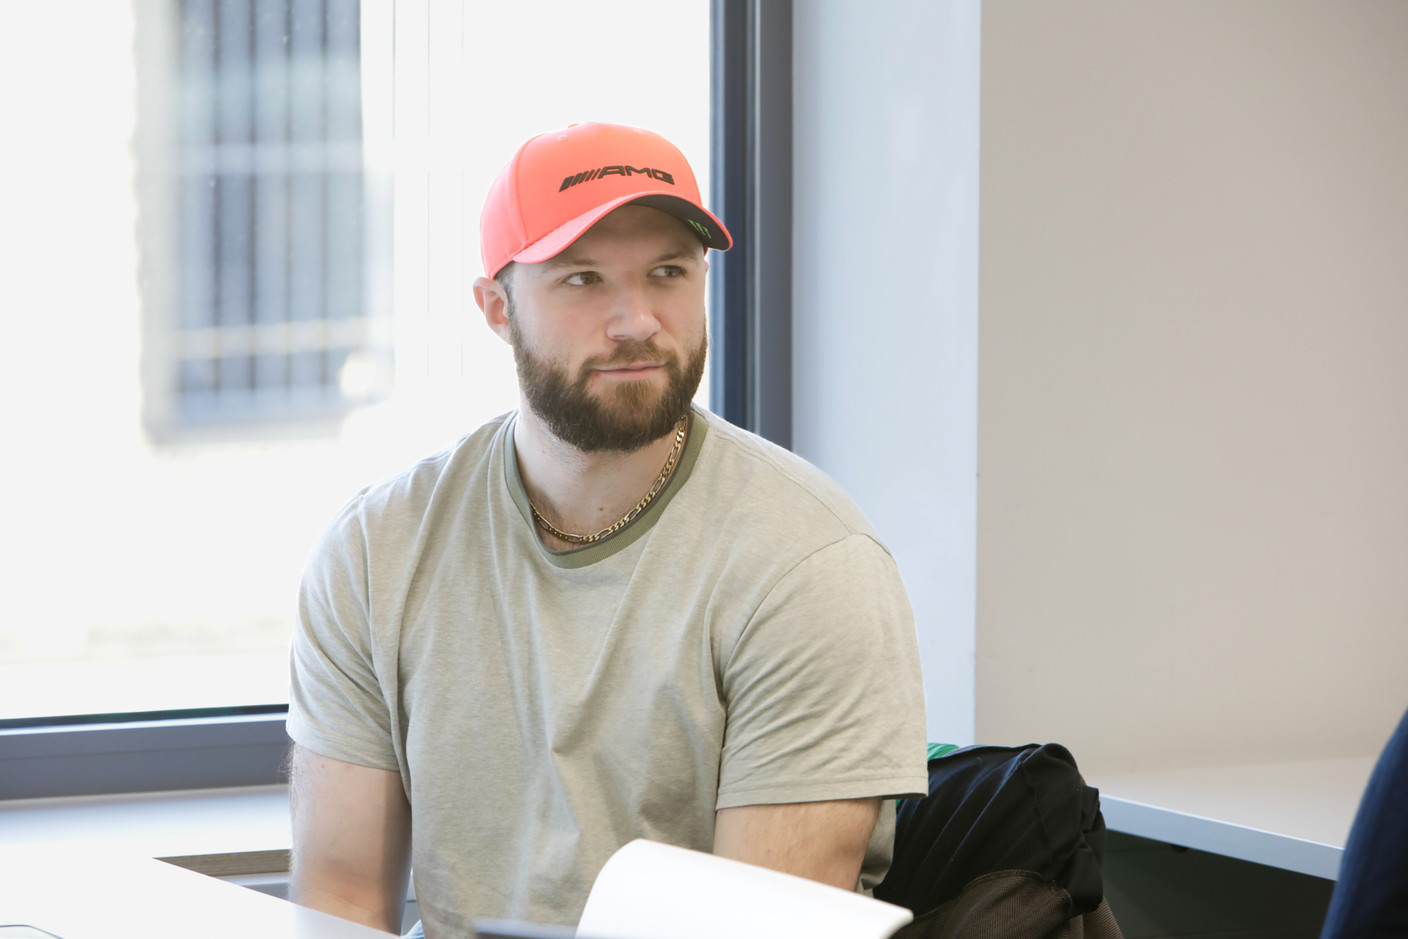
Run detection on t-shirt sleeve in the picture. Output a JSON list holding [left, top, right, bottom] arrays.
[[286, 499, 400, 772], [715, 533, 929, 808]]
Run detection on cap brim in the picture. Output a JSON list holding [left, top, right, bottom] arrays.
[[511, 192, 732, 266]]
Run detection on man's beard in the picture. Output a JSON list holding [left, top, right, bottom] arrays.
[[508, 315, 707, 453]]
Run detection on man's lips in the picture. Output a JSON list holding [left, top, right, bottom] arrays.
[[594, 361, 666, 375]]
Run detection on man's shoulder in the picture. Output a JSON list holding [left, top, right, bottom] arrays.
[[341, 413, 511, 524], [691, 410, 880, 543]]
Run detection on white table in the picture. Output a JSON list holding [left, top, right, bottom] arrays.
[[0, 841, 391, 939], [0, 785, 291, 877], [1090, 755, 1376, 880]]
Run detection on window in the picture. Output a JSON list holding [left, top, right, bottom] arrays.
[[1, 1, 712, 745]]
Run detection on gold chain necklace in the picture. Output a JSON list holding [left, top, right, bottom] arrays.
[[529, 415, 689, 546]]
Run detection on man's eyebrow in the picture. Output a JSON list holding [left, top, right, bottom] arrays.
[[651, 243, 705, 264], [539, 252, 595, 271]]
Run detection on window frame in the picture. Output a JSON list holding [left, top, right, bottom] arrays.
[[0, 712, 289, 800], [0, 0, 792, 804], [709, 0, 793, 449]]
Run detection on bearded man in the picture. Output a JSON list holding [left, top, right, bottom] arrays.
[[286, 122, 927, 937]]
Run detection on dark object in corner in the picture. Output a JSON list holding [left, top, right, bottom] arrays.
[[1320, 706, 1408, 939]]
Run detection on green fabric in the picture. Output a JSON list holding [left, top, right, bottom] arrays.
[[928, 742, 961, 761]]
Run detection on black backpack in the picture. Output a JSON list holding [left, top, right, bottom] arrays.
[[875, 743, 1123, 939]]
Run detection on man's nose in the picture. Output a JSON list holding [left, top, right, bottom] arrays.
[[605, 286, 661, 342]]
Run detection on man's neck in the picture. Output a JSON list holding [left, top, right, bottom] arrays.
[[513, 405, 687, 549]]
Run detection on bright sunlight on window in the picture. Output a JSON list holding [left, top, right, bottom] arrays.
[[0, 1, 710, 723]]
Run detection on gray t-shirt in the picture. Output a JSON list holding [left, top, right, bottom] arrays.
[[288, 407, 928, 934]]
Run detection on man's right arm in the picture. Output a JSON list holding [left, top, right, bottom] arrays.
[[288, 744, 413, 935]]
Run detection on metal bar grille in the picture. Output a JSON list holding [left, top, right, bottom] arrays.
[[176, 0, 366, 423]]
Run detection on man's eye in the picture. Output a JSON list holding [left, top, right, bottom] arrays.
[[563, 272, 599, 286], [652, 265, 686, 278]]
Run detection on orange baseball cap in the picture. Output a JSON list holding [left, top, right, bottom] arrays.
[[480, 122, 732, 278]]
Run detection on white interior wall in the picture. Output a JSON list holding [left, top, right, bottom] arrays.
[[793, 0, 1408, 770], [792, 1, 983, 746], [976, 0, 1408, 772]]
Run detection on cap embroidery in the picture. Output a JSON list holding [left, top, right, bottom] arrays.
[[559, 165, 676, 192]]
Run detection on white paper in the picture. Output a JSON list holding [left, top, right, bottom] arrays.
[[576, 840, 913, 939]]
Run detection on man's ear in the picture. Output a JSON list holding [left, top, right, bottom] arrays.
[[472, 276, 513, 344]]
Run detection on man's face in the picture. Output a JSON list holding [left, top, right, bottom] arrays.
[[501, 205, 709, 453]]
